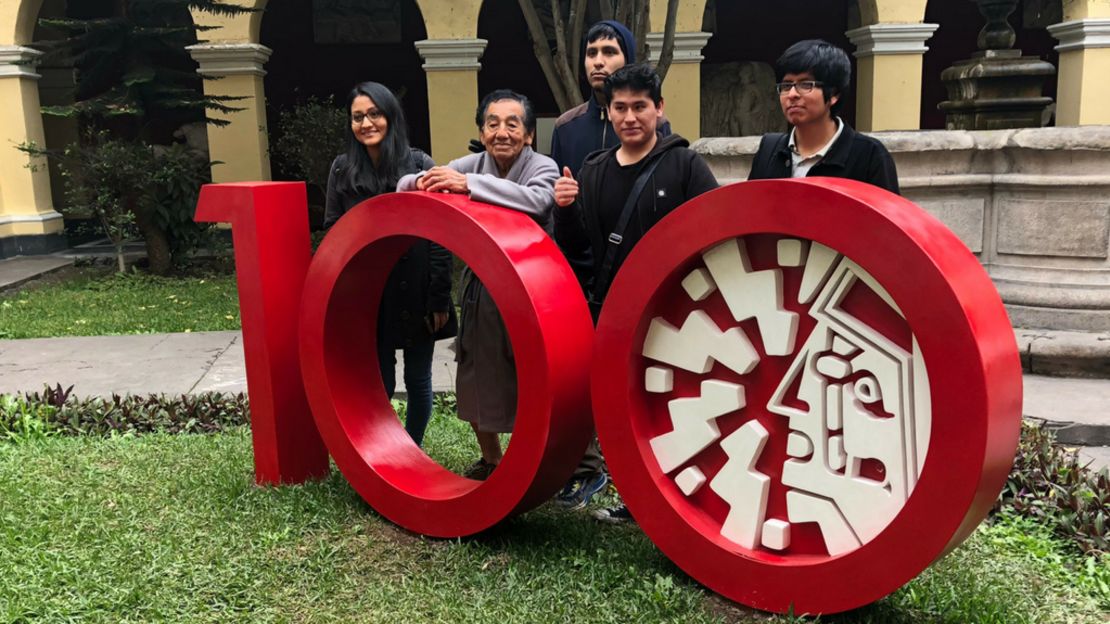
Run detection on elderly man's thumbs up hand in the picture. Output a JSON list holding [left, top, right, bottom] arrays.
[[554, 166, 579, 208]]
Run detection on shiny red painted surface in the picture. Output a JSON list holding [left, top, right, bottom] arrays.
[[298, 191, 595, 537], [194, 182, 329, 485], [591, 178, 1022, 615]]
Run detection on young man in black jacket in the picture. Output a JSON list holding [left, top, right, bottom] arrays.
[[550, 20, 671, 177], [554, 63, 718, 522], [748, 39, 899, 195]]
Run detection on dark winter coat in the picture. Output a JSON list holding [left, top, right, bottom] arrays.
[[549, 19, 671, 176], [747, 123, 900, 195], [324, 148, 455, 349], [555, 133, 719, 305]]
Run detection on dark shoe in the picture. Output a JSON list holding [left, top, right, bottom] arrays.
[[463, 458, 496, 481], [555, 472, 609, 510], [592, 503, 634, 524]]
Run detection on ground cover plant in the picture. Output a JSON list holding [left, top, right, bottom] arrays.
[[0, 266, 239, 339], [1, 391, 1107, 623]]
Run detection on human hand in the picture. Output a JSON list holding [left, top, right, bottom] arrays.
[[554, 166, 578, 208], [423, 167, 469, 194], [431, 311, 449, 333]]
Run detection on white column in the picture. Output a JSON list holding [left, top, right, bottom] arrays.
[[644, 32, 712, 139], [0, 45, 64, 257], [845, 23, 939, 131], [414, 39, 487, 163], [185, 43, 273, 182], [1047, 19, 1110, 125]]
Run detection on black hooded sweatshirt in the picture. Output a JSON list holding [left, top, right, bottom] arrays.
[[549, 20, 671, 176], [555, 133, 718, 305]]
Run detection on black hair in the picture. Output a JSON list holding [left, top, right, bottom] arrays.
[[775, 39, 851, 114], [603, 63, 662, 105], [475, 89, 537, 137], [337, 81, 411, 197], [587, 22, 621, 45]]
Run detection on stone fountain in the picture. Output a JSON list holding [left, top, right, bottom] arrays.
[[938, 0, 1056, 130]]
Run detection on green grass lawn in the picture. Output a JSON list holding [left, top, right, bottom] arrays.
[[0, 267, 240, 339], [1, 409, 1106, 623]]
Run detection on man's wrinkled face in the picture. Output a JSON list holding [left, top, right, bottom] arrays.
[[609, 88, 663, 150], [480, 99, 533, 171], [585, 36, 626, 92]]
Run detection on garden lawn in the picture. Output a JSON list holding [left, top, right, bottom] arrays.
[[0, 268, 239, 339], [1, 411, 1106, 623]]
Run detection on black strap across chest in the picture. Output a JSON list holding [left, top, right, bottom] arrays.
[[591, 153, 664, 305]]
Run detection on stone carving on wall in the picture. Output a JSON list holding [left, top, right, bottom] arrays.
[[701, 61, 786, 138]]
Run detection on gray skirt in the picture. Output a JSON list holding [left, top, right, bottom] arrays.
[[455, 272, 517, 433]]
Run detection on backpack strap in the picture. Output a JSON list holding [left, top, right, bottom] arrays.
[[590, 153, 665, 307]]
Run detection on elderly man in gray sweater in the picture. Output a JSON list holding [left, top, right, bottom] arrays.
[[397, 89, 558, 480]]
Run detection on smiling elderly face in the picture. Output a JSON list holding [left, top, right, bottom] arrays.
[[479, 98, 533, 174]]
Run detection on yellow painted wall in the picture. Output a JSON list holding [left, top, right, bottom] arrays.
[[663, 63, 701, 140], [202, 73, 271, 182], [0, 75, 58, 231], [855, 54, 926, 131], [650, 0, 708, 32], [1063, 0, 1110, 20], [0, 219, 61, 237], [426, 70, 479, 164], [858, 0, 928, 25], [1056, 48, 1110, 125]]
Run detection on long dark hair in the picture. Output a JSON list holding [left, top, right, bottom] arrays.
[[337, 81, 411, 197]]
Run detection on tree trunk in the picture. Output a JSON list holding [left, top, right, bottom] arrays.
[[518, 0, 577, 112], [132, 201, 173, 275], [655, 0, 680, 82]]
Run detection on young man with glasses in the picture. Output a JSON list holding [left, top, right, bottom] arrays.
[[748, 39, 899, 194]]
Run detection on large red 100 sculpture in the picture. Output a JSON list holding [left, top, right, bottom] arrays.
[[195, 178, 1021, 615]]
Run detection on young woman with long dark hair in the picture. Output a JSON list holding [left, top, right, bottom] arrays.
[[324, 81, 454, 447]]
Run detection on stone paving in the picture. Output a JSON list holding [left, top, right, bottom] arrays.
[[2, 254, 1108, 471], [1, 329, 1107, 471]]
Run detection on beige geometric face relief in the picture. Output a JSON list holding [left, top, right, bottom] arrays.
[[640, 238, 932, 557]]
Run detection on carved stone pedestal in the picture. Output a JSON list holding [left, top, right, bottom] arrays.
[[939, 50, 1056, 130]]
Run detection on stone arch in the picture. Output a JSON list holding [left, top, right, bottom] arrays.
[[651, 0, 710, 33], [414, 0, 483, 39], [857, 0, 929, 25], [189, 0, 266, 43], [1, 0, 45, 45]]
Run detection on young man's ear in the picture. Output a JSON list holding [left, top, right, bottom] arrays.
[[656, 97, 665, 118], [829, 93, 840, 109]]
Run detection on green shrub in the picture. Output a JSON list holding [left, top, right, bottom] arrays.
[[269, 96, 348, 227], [997, 421, 1110, 556], [2, 385, 249, 438]]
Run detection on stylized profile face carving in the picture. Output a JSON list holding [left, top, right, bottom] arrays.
[[592, 179, 1021, 615], [640, 237, 931, 557]]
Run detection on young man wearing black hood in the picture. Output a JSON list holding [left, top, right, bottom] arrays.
[[549, 20, 671, 177], [554, 64, 718, 522]]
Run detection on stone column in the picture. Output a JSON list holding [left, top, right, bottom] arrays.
[[185, 43, 272, 182], [0, 45, 64, 258], [1047, 19, 1110, 125], [414, 39, 486, 164], [845, 23, 939, 131], [646, 32, 712, 139]]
